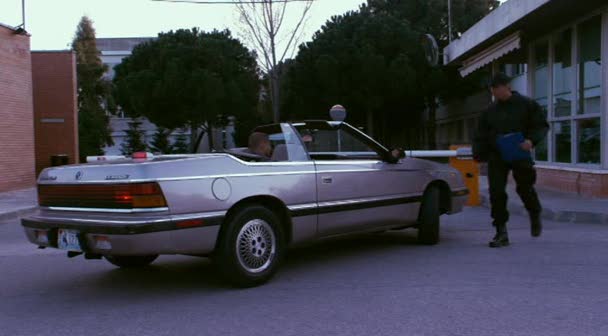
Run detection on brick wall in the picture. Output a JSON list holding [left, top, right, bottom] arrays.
[[536, 167, 608, 198], [31, 51, 78, 175], [0, 26, 35, 192]]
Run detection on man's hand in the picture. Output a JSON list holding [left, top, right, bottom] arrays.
[[520, 139, 533, 152]]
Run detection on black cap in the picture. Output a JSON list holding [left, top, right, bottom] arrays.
[[490, 73, 512, 88]]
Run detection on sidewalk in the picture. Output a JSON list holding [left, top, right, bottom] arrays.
[[0, 188, 38, 222], [479, 177, 608, 225]]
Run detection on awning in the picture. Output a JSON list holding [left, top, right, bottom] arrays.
[[459, 32, 521, 77]]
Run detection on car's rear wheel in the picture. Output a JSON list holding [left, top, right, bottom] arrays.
[[216, 205, 284, 287], [104, 255, 158, 268], [418, 186, 441, 245]]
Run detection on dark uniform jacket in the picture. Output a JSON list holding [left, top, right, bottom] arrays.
[[473, 91, 549, 162]]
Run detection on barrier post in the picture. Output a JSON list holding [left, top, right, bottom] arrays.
[[448, 145, 480, 206]]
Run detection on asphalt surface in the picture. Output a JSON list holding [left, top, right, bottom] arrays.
[[1, 207, 607, 336]]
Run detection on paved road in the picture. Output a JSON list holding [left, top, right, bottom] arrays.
[[1, 207, 608, 336]]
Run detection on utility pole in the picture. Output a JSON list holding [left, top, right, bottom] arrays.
[[22, 0, 26, 30], [448, 0, 452, 43]]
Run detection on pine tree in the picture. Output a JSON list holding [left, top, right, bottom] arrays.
[[120, 119, 147, 155], [172, 132, 190, 154], [72, 16, 114, 161], [113, 29, 259, 153], [150, 128, 172, 154]]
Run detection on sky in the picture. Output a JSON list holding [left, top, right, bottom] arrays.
[[0, 0, 366, 51]]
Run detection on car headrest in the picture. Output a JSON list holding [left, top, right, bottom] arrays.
[[271, 144, 288, 161]]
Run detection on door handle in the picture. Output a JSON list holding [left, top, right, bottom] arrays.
[[322, 176, 333, 184]]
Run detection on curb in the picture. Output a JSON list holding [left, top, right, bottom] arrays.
[[480, 194, 608, 225], [0, 206, 38, 223]]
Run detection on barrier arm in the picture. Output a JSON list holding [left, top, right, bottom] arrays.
[[405, 146, 480, 207]]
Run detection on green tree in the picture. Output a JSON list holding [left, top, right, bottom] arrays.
[[113, 28, 260, 152], [281, 0, 498, 148], [149, 127, 172, 154], [120, 119, 147, 155], [366, 0, 500, 45], [72, 16, 114, 161], [172, 132, 190, 154], [281, 10, 423, 145], [366, 0, 499, 147]]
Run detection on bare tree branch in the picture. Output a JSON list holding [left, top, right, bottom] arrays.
[[278, 1, 312, 62], [274, 2, 289, 34], [234, 0, 314, 122]]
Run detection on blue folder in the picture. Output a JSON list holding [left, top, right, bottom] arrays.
[[496, 132, 532, 162]]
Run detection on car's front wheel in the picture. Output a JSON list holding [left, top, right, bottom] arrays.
[[104, 255, 158, 268], [418, 186, 441, 245], [216, 205, 284, 287]]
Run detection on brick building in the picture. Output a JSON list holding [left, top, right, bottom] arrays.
[[31, 51, 78, 175], [441, 0, 608, 197], [0, 23, 35, 192]]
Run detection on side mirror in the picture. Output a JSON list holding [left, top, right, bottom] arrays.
[[387, 148, 406, 163]]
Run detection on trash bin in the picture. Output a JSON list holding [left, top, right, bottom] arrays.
[[50, 154, 69, 167]]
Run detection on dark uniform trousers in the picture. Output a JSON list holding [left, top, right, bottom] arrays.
[[488, 158, 542, 225]]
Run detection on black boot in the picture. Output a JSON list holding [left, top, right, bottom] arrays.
[[530, 213, 542, 237], [489, 223, 509, 248]]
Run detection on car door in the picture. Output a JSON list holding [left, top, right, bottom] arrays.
[[296, 122, 427, 237]]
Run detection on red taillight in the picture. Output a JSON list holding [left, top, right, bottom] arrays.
[[38, 183, 167, 209]]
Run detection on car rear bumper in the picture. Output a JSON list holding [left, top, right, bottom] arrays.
[[22, 211, 224, 256], [448, 188, 469, 214]]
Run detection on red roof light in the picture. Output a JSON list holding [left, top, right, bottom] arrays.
[[132, 152, 148, 159]]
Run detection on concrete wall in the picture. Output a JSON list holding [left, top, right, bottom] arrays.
[[0, 26, 35, 192], [31, 51, 78, 175], [444, 0, 551, 64]]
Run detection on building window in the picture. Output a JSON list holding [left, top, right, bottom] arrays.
[[553, 120, 571, 163], [552, 29, 573, 118], [533, 14, 603, 166], [500, 63, 526, 78], [577, 15, 602, 116], [533, 41, 549, 162], [574, 15, 602, 164], [577, 118, 601, 164]]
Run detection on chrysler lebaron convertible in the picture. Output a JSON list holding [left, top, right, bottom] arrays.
[[22, 121, 468, 287]]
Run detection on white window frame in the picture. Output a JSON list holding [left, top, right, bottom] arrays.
[[529, 38, 551, 163], [528, 9, 606, 169], [601, 8, 608, 169]]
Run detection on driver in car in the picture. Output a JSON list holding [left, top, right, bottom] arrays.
[[247, 132, 273, 161]]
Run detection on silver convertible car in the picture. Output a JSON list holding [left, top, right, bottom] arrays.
[[22, 121, 468, 287]]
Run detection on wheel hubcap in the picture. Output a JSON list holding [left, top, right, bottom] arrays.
[[236, 219, 276, 273]]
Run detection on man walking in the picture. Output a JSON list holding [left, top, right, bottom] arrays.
[[473, 73, 549, 248]]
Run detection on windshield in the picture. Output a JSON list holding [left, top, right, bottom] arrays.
[[294, 122, 387, 160]]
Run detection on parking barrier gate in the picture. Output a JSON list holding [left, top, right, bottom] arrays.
[[406, 146, 480, 207]]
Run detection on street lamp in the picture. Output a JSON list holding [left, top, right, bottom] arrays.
[[329, 104, 346, 122], [330, 104, 346, 151]]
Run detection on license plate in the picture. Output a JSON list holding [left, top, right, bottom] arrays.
[[57, 229, 82, 252]]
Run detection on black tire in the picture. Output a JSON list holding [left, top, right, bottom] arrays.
[[104, 255, 158, 268], [216, 205, 285, 288], [418, 187, 441, 245]]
